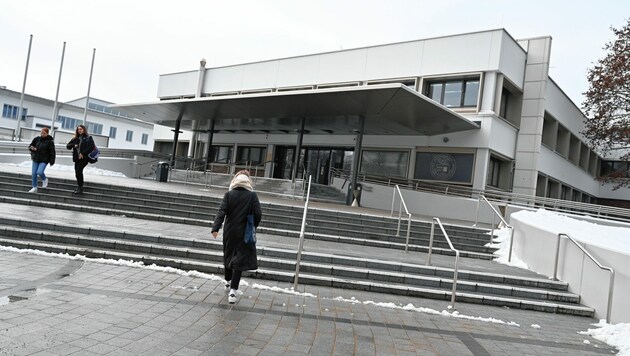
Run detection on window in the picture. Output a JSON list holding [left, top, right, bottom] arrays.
[[360, 150, 409, 178], [141, 133, 148, 145], [86, 122, 103, 135], [2, 104, 27, 120], [57, 115, 81, 130], [499, 89, 510, 118], [487, 157, 502, 188], [601, 161, 630, 178], [109, 127, 117, 139], [425, 78, 480, 108], [236, 146, 266, 165], [126, 130, 133, 142], [209, 146, 233, 164]]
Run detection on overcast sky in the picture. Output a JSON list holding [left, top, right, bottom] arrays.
[[0, 0, 627, 108]]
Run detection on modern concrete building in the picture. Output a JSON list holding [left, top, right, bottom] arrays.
[[0, 87, 154, 150], [114, 29, 630, 207]]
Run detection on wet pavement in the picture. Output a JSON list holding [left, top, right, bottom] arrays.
[[0, 164, 619, 355]]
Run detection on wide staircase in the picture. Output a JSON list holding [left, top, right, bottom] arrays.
[[0, 171, 594, 317]]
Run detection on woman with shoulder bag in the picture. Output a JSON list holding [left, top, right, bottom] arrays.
[[27, 127, 56, 193], [211, 170, 262, 304], [66, 124, 95, 194]]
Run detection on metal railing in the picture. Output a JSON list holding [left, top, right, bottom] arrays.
[[475, 195, 516, 262], [293, 175, 313, 290], [330, 168, 630, 224], [427, 217, 460, 309], [553, 233, 615, 323], [390, 185, 412, 252]]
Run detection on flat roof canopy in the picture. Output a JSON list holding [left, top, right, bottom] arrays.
[[112, 84, 479, 135]]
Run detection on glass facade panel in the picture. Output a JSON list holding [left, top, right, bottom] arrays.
[[463, 80, 480, 106], [236, 146, 266, 165], [360, 150, 409, 178], [443, 82, 463, 107], [428, 83, 443, 103]]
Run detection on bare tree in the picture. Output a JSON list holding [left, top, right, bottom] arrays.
[[582, 19, 630, 188]]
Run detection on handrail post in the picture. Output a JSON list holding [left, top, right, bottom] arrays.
[[405, 213, 411, 253], [293, 175, 312, 290], [396, 200, 402, 236], [474, 195, 481, 227], [450, 251, 460, 309], [490, 213, 495, 244], [507, 227, 515, 262], [606, 270, 615, 323], [553, 233, 562, 281], [427, 219, 435, 265], [390, 187, 396, 217]]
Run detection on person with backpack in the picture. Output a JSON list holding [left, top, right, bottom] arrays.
[[211, 170, 262, 304], [27, 127, 56, 193], [66, 124, 95, 194]]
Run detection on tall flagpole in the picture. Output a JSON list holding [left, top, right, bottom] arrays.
[[82, 48, 96, 126], [15, 34, 33, 142], [50, 41, 66, 137]]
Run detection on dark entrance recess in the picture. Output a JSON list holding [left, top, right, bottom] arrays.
[[273, 146, 353, 185]]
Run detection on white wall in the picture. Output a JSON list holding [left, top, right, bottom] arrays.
[[511, 215, 630, 323], [157, 29, 528, 98], [538, 146, 601, 196]]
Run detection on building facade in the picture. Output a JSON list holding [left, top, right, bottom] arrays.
[[0, 88, 154, 150], [140, 29, 628, 205]]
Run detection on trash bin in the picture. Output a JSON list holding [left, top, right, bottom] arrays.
[[156, 162, 169, 182]]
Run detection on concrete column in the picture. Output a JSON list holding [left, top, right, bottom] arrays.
[[347, 116, 365, 206], [170, 108, 185, 167], [512, 37, 552, 196], [472, 148, 490, 191], [480, 71, 497, 114], [292, 117, 306, 182]]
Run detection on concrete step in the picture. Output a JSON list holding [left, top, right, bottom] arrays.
[[0, 234, 593, 317]]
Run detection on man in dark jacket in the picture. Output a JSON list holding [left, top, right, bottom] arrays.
[[211, 170, 262, 304], [27, 127, 55, 193]]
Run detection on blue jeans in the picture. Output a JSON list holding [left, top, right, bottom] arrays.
[[31, 161, 48, 188]]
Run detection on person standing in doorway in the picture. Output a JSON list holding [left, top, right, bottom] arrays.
[[66, 124, 95, 194], [27, 127, 56, 193], [211, 170, 262, 304]]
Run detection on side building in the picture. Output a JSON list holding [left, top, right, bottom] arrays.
[[119, 28, 629, 207], [0, 87, 154, 150]]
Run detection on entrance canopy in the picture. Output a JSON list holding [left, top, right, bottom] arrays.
[[112, 84, 479, 135]]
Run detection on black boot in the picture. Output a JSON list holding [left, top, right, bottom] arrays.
[[73, 187, 83, 194]]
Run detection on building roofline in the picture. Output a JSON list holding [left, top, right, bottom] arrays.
[[161, 28, 522, 78]]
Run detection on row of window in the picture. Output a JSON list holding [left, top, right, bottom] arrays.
[[2, 104, 27, 120], [57, 115, 148, 144]]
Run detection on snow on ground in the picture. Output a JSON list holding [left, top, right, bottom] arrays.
[[580, 320, 630, 356], [0, 245, 523, 327], [0, 161, 126, 177]]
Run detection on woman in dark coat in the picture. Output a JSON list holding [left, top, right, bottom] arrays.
[[27, 127, 55, 193], [66, 124, 95, 194], [211, 170, 262, 304]]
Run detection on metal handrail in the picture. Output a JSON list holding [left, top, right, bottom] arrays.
[[329, 168, 630, 223], [293, 175, 312, 290], [476, 195, 516, 262], [553, 233, 615, 323], [390, 185, 412, 252], [427, 217, 460, 309]]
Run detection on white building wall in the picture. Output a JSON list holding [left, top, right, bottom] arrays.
[[0, 89, 153, 150], [157, 29, 528, 99]]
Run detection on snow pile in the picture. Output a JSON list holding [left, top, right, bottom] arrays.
[[579, 320, 630, 355], [1, 161, 126, 177]]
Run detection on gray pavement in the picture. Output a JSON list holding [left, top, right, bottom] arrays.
[[0, 165, 619, 355]]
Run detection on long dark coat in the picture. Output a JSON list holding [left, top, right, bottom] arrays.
[[211, 188, 262, 271], [28, 135, 56, 165], [66, 135, 95, 162]]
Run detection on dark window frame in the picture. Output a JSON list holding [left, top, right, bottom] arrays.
[[424, 77, 480, 108]]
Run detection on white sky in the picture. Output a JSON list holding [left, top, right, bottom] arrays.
[[0, 0, 628, 107]]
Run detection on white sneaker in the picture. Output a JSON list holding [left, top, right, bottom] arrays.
[[228, 292, 236, 304], [42, 178, 48, 188], [28, 187, 37, 193]]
